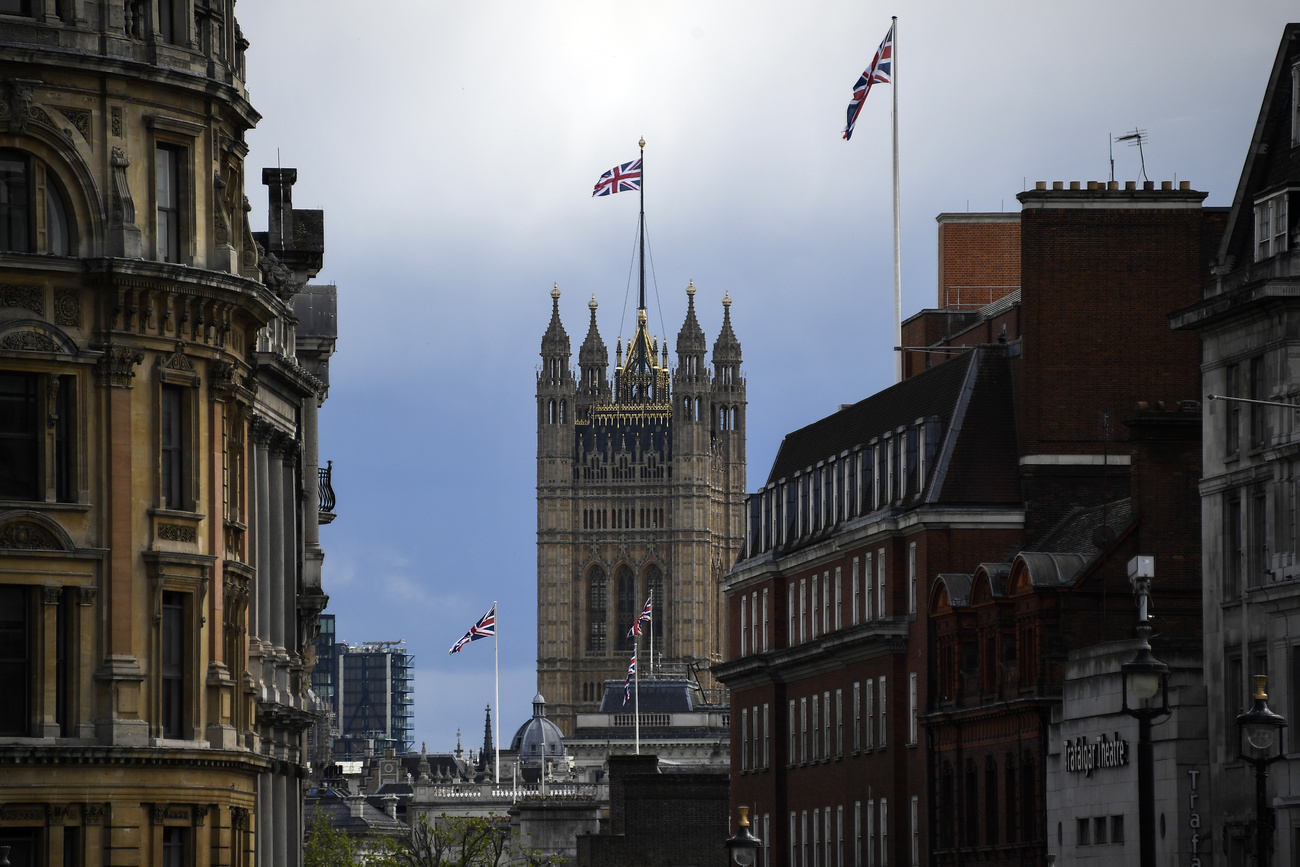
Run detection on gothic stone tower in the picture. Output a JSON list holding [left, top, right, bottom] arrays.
[[537, 281, 745, 734]]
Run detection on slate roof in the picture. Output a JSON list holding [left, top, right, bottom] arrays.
[[596, 678, 704, 713], [767, 350, 975, 484]]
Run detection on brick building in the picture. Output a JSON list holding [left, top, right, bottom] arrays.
[[717, 183, 1220, 867]]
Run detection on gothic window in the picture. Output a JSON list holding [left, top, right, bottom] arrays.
[[615, 564, 636, 650], [586, 566, 607, 652], [0, 148, 71, 255]]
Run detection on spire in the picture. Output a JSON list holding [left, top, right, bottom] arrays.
[[712, 291, 741, 365], [579, 295, 608, 370], [676, 279, 706, 359], [540, 282, 570, 357], [482, 704, 494, 758]]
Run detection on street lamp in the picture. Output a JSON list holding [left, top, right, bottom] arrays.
[[1237, 674, 1287, 867], [1120, 556, 1170, 867], [725, 806, 762, 867]]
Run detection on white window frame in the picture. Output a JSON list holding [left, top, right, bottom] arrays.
[[852, 558, 861, 626], [763, 702, 770, 768], [864, 553, 873, 621], [789, 700, 797, 763], [811, 574, 820, 639], [867, 800, 875, 867], [1255, 191, 1290, 261], [877, 549, 886, 619], [822, 571, 831, 635], [907, 542, 917, 615], [813, 808, 821, 867], [800, 579, 808, 643], [878, 676, 887, 750], [741, 708, 749, 770], [789, 584, 797, 647], [864, 679, 874, 749], [801, 697, 808, 763], [854, 801, 862, 867], [762, 588, 769, 651], [910, 796, 919, 867], [908, 672, 918, 746], [852, 682, 861, 751], [835, 566, 843, 630], [823, 689, 831, 758], [880, 799, 888, 867], [741, 600, 748, 657], [811, 693, 820, 761]]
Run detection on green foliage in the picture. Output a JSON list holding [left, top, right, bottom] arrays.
[[304, 809, 361, 867], [389, 813, 562, 867]]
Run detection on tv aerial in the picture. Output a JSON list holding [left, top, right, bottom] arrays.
[[1113, 128, 1149, 183]]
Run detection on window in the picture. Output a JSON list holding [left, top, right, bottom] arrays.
[[1254, 192, 1289, 261], [811, 574, 819, 639], [1094, 816, 1108, 845], [751, 591, 759, 654], [741, 708, 749, 770], [864, 553, 873, 621], [615, 565, 635, 650], [864, 679, 874, 749], [855, 802, 862, 867], [1225, 494, 1243, 599], [878, 676, 887, 749], [852, 682, 861, 751], [907, 672, 917, 745], [905, 427, 918, 497], [835, 567, 842, 630], [156, 144, 182, 262], [823, 690, 831, 758], [1226, 363, 1241, 457], [789, 584, 797, 647], [907, 543, 917, 614], [1077, 817, 1090, 846], [1293, 62, 1300, 147], [803, 811, 810, 867], [800, 579, 808, 643], [852, 558, 860, 625], [813, 809, 821, 867], [838, 805, 845, 867], [1250, 355, 1267, 450], [160, 591, 186, 738], [822, 572, 830, 635], [587, 566, 607, 651], [1111, 815, 1124, 844], [753, 704, 760, 769], [763, 702, 770, 767], [791, 813, 798, 867], [0, 148, 72, 254], [0, 373, 38, 501], [741, 599, 748, 657], [764, 815, 770, 867], [762, 588, 769, 651], [880, 799, 888, 867], [835, 689, 843, 756], [867, 800, 876, 867], [811, 694, 820, 760], [162, 827, 187, 867], [0, 585, 29, 736], [1251, 491, 1268, 587], [800, 697, 808, 763], [160, 384, 190, 510], [985, 757, 999, 845], [157, 0, 177, 44], [825, 807, 832, 867], [910, 797, 919, 867], [876, 549, 886, 618]]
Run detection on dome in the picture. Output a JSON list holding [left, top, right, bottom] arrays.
[[510, 693, 566, 782]]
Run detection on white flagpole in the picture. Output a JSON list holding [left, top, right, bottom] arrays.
[[891, 15, 903, 384], [648, 590, 654, 678], [634, 640, 641, 755], [494, 601, 500, 786]]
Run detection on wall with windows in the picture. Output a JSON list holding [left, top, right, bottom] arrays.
[[0, 5, 337, 867]]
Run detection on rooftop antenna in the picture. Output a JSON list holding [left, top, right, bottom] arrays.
[[1114, 129, 1148, 183], [1108, 134, 1114, 183]]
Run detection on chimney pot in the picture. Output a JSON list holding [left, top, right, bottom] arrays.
[[1143, 181, 1155, 190], [1069, 181, 1080, 190], [1052, 181, 1063, 190], [1125, 181, 1136, 190], [1107, 181, 1119, 190], [1179, 181, 1191, 190], [1035, 181, 1047, 190], [1161, 181, 1173, 190]]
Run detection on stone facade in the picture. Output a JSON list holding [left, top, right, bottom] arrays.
[[1170, 23, 1300, 867], [0, 6, 336, 867], [537, 282, 745, 735]]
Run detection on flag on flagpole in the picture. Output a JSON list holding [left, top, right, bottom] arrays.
[[843, 23, 894, 141], [592, 159, 643, 197], [627, 595, 653, 637], [448, 604, 496, 654], [623, 651, 637, 704]]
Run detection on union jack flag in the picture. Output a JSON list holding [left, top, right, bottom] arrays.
[[448, 603, 496, 654], [627, 595, 653, 637], [623, 651, 636, 704], [843, 23, 894, 141], [592, 159, 642, 197]]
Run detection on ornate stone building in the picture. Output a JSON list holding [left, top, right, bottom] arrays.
[[536, 282, 745, 734], [0, 5, 337, 867]]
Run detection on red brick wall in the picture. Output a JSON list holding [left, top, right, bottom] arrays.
[[936, 216, 1021, 309]]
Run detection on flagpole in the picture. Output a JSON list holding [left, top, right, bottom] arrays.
[[891, 15, 902, 384], [634, 639, 641, 755], [648, 589, 654, 678], [638, 136, 646, 312], [493, 601, 500, 786]]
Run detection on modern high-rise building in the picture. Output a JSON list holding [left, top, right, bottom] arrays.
[[536, 281, 746, 734], [0, 6, 338, 867], [309, 618, 415, 760]]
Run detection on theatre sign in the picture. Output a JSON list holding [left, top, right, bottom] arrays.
[[1063, 733, 1130, 778]]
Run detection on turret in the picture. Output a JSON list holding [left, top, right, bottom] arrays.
[[674, 280, 710, 447], [538, 284, 575, 461], [577, 295, 609, 419], [711, 292, 745, 440]]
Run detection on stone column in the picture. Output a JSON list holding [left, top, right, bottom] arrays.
[[253, 421, 273, 693], [257, 772, 272, 867], [282, 449, 298, 662], [273, 773, 288, 867], [268, 435, 287, 698]]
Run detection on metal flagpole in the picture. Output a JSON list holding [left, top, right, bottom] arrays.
[[638, 137, 646, 312], [648, 589, 654, 678], [494, 601, 500, 786], [634, 640, 641, 755], [891, 15, 902, 384]]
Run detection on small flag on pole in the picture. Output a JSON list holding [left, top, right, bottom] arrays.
[[843, 23, 894, 141], [448, 604, 496, 654], [593, 159, 643, 197], [623, 651, 637, 704], [627, 595, 653, 637]]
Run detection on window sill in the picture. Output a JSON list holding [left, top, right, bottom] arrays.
[[0, 499, 91, 512], [153, 737, 210, 749], [149, 507, 206, 521]]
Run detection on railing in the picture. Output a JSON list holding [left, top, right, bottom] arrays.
[[613, 713, 671, 727], [318, 461, 336, 515], [944, 285, 1020, 310]]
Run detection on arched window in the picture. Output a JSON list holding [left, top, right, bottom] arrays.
[[643, 563, 664, 641], [548, 399, 556, 424], [559, 400, 566, 424], [0, 148, 71, 255], [615, 564, 636, 650], [586, 566, 607, 652]]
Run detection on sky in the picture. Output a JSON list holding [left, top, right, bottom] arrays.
[[232, 1, 1298, 755]]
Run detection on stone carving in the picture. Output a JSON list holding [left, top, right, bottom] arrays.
[[47, 804, 69, 825], [77, 585, 97, 607], [42, 585, 62, 605], [0, 283, 43, 315], [230, 806, 249, 830], [56, 107, 89, 140], [159, 345, 195, 372], [83, 803, 106, 825], [158, 524, 197, 543], [110, 147, 136, 227], [0, 805, 42, 821], [1, 331, 59, 352], [193, 804, 208, 827], [5, 79, 34, 134], [110, 106, 121, 137], [94, 346, 143, 388], [0, 521, 61, 550], [54, 288, 80, 327]]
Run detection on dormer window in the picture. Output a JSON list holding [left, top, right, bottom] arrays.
[[1292, 60, 1300, 148], [1254, 191, 1289, 261]]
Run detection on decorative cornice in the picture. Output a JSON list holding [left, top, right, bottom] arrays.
[[94, 345, 145, 388]]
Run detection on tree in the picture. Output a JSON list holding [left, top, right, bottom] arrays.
[[304, 809, 361, 867], [391, 813, 553, 867]]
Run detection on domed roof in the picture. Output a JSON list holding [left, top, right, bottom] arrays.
[[510, 693, 566, 761]]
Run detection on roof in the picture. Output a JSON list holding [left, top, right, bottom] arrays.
[[597, 679, 700, 713], [767, 350, 976, 483]]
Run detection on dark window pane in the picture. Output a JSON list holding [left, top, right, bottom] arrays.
[[0, 154, 29, 251], [161, 591, 184, 737], [45, 184, 68, 255], [0, 585, 29, 735], [156, 146, 180, 262], [0, 373, 39, 500], [161, 385, 183, 509]]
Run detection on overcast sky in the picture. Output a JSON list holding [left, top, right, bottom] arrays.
[[233, 1, 1296, 755]]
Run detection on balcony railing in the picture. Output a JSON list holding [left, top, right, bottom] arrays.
[[318, 460, 336, 523]]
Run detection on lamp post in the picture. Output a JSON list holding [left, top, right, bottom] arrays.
[[1237, 674, 1287, 867], [1120, 556, 1171, 867], [725, 806, 762, 867]]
